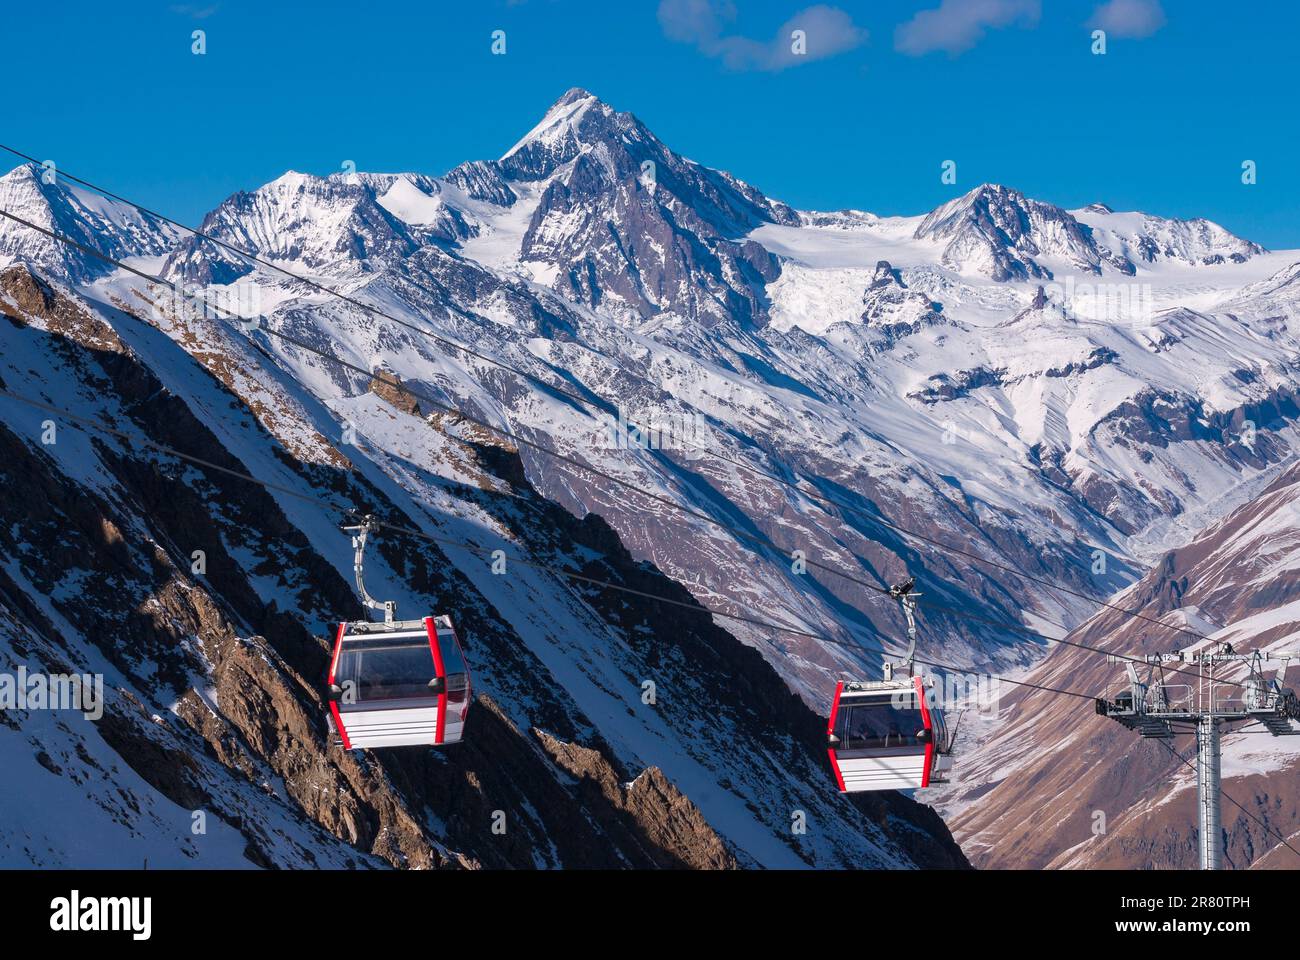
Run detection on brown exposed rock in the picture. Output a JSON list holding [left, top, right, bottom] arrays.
[[536, 729, 735, 869], [370, 368, 422, 417], [0, 263, 122, 350]]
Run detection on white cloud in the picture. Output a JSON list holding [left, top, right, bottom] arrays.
[[1087, 0, 1166, 39], [657, 1, 866, 72], [658, 0, 733, 44], [894, 0, 1040, 57]]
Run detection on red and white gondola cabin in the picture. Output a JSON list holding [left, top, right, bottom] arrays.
[[827, 676, 951, 792], [326, 614, 471, 750]]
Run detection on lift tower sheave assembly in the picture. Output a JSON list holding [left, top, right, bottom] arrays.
[[1095, 645, 1300, 870]]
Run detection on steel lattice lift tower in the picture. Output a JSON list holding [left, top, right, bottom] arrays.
[[1096, 644, 1300, 869]]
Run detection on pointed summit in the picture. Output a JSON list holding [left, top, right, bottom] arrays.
[[0, 161, 68, 212], [914, 183, 1028, 239], [490, 89, 798, 325], [0, 161, 43, 186], [552, 86, 598, 109], [498, 87, 620, 180], [0, 162, 178, 282], [915, 183, 1109, 282]]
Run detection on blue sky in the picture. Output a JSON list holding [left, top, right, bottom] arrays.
[[6, 1, 1298, 246]]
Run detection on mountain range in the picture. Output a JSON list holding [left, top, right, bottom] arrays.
[[2, 87, 1299, 868]]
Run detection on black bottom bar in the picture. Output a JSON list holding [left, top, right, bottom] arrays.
[[5, 868, 1281, 945]]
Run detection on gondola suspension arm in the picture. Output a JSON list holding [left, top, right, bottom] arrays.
[[884, 577, 920, 680], [344, 515, 396, 626]]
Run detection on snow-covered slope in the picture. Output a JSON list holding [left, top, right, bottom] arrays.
[[7, 90, 1297, 700], [1073, 202, 1264, 270], [915, 184, 1125, 280], [748, 192, 1300, 566], [0, 261, 963, 868]]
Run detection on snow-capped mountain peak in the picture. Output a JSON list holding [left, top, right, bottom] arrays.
[[499, 86, 611, 174], [904, 183, 1265, 284], [4, 86, 1300, 870], [4, 88, 1297, 683], [0, 162, 179, 282], [913, 183, 1121, 281], [160, 168, 472, 285], [482, 89, 798, 325], [1072, 203, 1265, 270]]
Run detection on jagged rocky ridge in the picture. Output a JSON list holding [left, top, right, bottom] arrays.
[[914, 183, 1264, 281]]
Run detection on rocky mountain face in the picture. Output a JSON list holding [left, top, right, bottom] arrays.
[[498, 88, 796, 327], [2, 86, 1299, 869], [914, 183, 1127, 281], [164, 170, 475, 287], [940, 463, 1300, 869], [859, 259, 947, 338], [0, 164, 180, 283], [0, 261, 964, 868], [912, 183, 1265, 282], [1075, 202, 1265, 270]]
